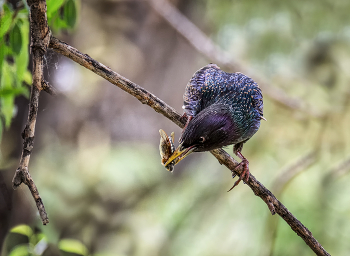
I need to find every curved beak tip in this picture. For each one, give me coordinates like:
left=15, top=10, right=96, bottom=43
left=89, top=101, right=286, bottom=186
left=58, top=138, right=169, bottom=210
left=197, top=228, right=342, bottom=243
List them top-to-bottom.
left=164, top=145, right=196, bottom=167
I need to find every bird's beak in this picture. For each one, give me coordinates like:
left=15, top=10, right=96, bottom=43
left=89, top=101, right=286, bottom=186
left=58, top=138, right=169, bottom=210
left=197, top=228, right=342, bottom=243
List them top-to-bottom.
left=164, top=143, right=196, bottom=167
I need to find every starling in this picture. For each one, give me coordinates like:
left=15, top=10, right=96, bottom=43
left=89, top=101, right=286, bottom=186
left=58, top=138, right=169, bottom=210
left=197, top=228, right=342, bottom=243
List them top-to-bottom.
left=164, top=64, right=265, bottom=190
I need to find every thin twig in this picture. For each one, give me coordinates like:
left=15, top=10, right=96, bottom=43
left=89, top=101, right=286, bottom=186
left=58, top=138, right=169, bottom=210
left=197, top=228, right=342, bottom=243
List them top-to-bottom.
left=12, top=0, right=51, bottom=225
left=148, top=0, right=321, bottom=117
left=49, top=36, right=330, bottom=256
left=41, top=79, right=57, bottom=96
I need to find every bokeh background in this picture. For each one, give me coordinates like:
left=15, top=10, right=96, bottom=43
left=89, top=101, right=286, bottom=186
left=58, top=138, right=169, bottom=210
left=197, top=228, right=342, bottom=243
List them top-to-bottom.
left=1, top=0, right=350, bottom=255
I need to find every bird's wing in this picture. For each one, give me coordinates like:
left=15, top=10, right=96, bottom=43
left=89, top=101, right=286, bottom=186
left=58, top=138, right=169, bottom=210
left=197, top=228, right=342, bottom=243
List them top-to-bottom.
left=183, top=64, right=264, bottom=120
left=183, top=64, right=222, bottom=117
left=232, top=72, right=264, bottom=119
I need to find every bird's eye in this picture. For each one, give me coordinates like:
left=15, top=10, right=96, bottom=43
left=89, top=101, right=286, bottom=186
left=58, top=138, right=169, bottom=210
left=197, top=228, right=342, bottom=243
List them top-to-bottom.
left=199, top=136, right=205, bottom=143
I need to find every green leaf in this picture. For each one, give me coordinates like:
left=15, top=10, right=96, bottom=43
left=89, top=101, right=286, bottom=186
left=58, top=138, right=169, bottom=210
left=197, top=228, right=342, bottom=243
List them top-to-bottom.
left=47, top=0, right=65, bottom=19
left=64, top=0, right=77, bottom=28
left=0, top=4, right=13, bottom=38
left=52, top=16, right=68, bottom=30
left=15, top=18, right=29, bottom=82
left=10, top=22, right=22, bottom=55
left=0, top=40, right=5, bottom=72
left=1, top=61, right=12, bottom=89
left=0, top=63, right=15, bottom=128
left=22, top=70, right=32, bottom=85
left=0, top=86, right=28, bottom=97
left=1, top=93, right=14, bottom=128
left=10, top=225, right=33, bottom=238
left=58, top=239, right=88, bottom=256
left=8, top=244, right=32, bottom=256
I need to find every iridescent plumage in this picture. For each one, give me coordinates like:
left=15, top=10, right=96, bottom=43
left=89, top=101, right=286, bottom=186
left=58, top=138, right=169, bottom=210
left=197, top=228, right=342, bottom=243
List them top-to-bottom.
left=182, top=63, right=264, bottom=148
left=164, top=64, right=264, bottom=190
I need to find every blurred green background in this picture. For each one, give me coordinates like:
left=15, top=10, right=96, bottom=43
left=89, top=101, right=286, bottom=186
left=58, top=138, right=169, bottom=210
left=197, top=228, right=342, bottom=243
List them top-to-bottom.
left=1, top=0, right=350, bottom=255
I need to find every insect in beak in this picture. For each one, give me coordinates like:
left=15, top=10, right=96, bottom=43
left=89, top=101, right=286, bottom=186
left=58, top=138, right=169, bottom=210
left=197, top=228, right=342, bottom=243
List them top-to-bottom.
left=159, top=129, right=176, bottom=172
left=163, top=142, right=196, bottom=167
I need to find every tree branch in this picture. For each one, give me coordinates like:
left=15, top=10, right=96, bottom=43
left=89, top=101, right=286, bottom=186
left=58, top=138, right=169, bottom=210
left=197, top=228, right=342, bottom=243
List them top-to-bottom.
left=12, top=0, right=50, bottom=225
left=148, top=0, right=321, bottom=117
left=49, top=36, right=330, bottom=256
left=41, top=79, right=57, bottom=96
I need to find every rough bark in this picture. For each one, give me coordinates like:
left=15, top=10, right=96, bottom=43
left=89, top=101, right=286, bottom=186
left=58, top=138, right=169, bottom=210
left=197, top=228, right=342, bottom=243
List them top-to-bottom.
left=12, top=0, right=51, bottom=225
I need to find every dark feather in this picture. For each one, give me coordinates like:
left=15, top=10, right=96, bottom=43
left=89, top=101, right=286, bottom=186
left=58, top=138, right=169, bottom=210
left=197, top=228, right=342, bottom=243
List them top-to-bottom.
left=180, top=64, right=264, bottom=151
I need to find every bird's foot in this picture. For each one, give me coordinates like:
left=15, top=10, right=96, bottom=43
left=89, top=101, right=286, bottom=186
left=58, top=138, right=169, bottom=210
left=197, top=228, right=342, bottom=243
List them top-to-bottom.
left=227, top=158, right=250, bottom=192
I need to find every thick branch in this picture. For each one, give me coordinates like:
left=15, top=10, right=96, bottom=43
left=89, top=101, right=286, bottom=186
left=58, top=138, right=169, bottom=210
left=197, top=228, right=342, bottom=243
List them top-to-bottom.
left=12, top=0, right=50, bottom=225
left=148, top=0, right=321, bottom=117
left=49, top=36, right=329, bottom=255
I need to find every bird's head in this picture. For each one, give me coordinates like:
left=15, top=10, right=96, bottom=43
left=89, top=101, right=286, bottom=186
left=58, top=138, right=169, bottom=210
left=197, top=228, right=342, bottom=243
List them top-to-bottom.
left=164, top=104, right=233, bottom=167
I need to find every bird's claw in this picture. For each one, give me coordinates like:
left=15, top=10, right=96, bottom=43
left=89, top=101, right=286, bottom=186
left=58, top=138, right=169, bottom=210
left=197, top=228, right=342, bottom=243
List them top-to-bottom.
left=227, top=159, right=250, bottom=192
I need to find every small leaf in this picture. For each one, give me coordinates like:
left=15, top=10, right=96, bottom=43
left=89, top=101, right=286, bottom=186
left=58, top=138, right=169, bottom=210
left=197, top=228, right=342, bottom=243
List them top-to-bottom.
left=47, top=0, right=66, bottom=18
left=64, top=0, right=77, bottom=28
left=0, top=4, right=13, bottom=38
left=52, top=16, right=68, bottom=30
left=14, top=18, right=29, bottom=82
left=10, top=22, right=23, bottom=55
left=0, top=40, right=5, bottom=72
left=1, top=61, right=11, bottom=89
left=0, top=63, right=15, bottom=128
left=22, top=70, right=32, bottom=85
left=0, top=85, right=28, bottom=97
left=1, top=93, right=15, bottom=128
left=10, top=224, right=33, bottom=238
left=58, top=239, right=88, bottom=256
left=8, top=244, right=32, bottom=256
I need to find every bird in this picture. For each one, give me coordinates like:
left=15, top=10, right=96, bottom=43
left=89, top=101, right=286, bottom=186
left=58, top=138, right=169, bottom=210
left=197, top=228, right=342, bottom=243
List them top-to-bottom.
left=164, top=64, right=265, bottom=190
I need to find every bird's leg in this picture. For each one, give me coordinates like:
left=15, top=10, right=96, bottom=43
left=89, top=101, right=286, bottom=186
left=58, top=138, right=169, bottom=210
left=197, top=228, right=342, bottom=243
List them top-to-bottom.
left=228, top=144, right=250, bottom=192
left=236, top=151, right=250, bottom=182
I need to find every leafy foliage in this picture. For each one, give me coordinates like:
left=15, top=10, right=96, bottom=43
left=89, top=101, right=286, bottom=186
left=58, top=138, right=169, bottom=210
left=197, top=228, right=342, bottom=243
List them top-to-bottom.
left=0, top=0, right=79, bottom=143
left=47, top=0, right=79, bottom=33
left=0, top=4, right=30, bottom=133
left=2, top=224, right=89, bottom=256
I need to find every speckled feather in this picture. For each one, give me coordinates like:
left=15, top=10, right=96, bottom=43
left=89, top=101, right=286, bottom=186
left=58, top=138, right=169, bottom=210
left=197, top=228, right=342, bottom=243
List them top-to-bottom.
left=182, top=64, right=264, bottom=145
